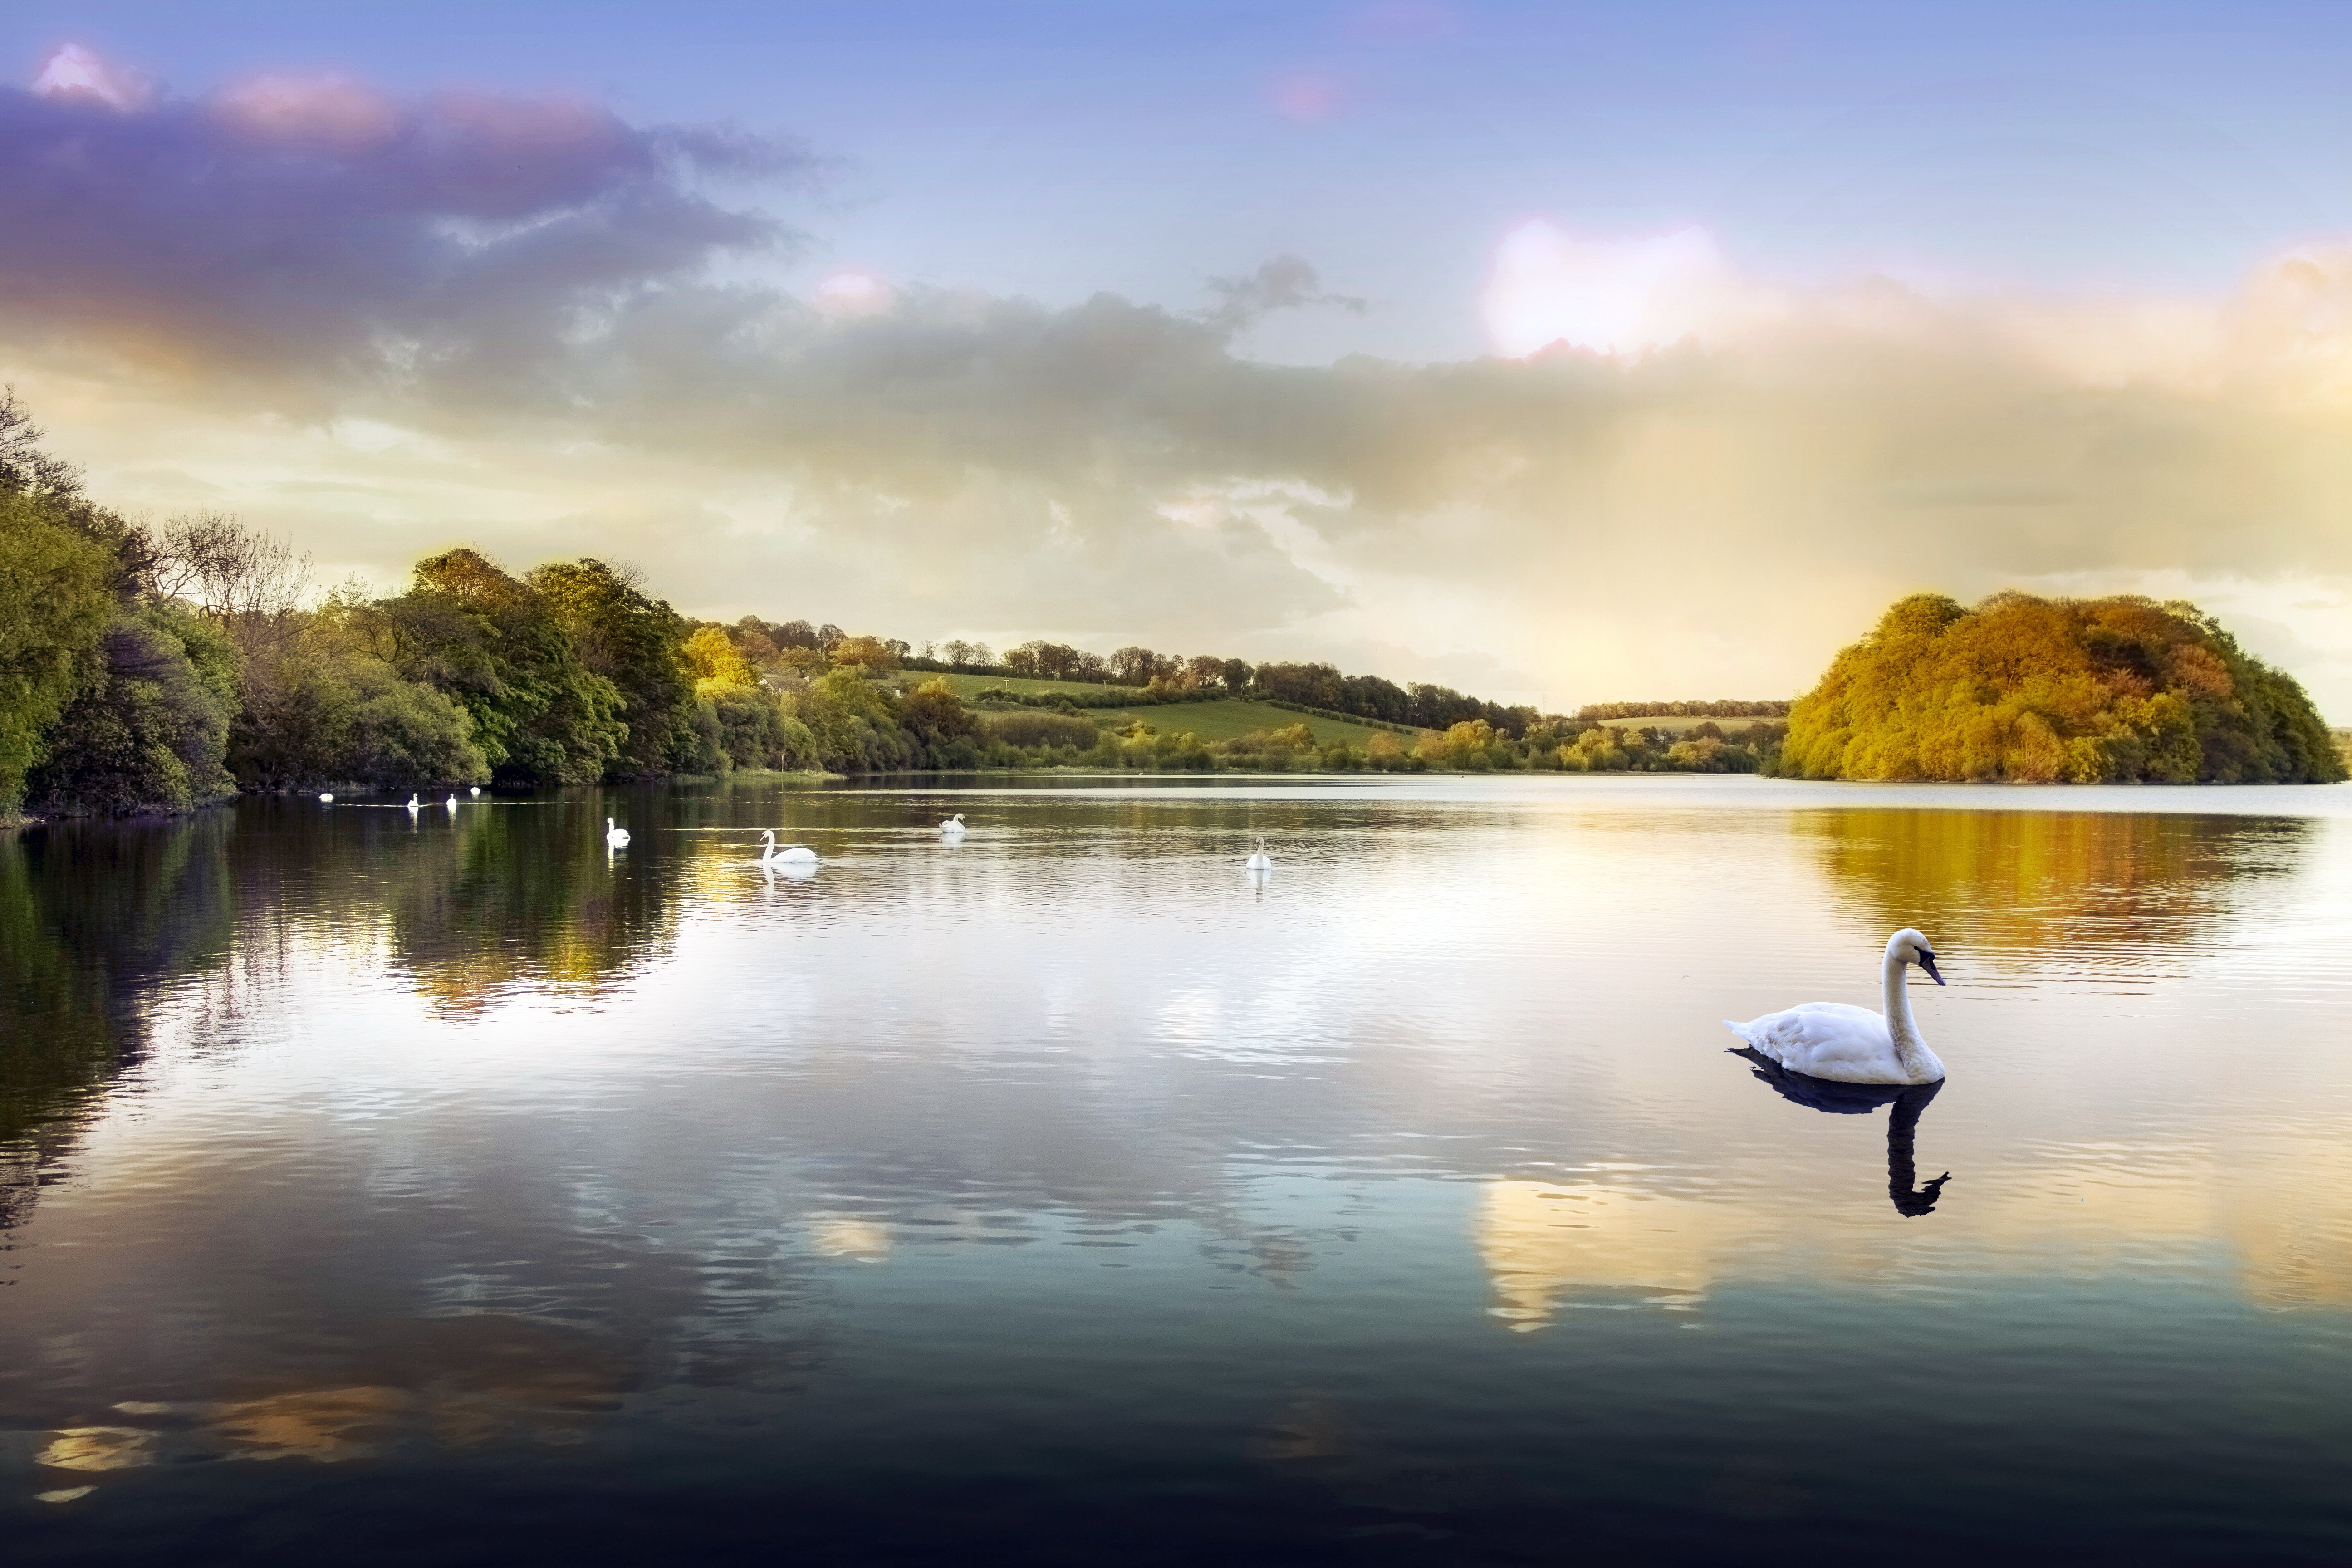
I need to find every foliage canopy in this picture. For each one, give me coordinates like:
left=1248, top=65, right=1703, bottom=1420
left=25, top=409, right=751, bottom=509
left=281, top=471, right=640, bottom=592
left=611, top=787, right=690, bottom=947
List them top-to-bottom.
left=1779, top=593, right=2343, bottom=784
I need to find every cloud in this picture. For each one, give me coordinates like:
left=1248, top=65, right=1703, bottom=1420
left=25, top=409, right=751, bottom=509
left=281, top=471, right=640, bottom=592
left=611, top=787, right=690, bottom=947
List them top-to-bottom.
left=31, top=43, right=157, bottom=112
left=0, top=49, right=799, bottom=396
left=9, top=50, right=2352, bottom=711
left=1483, top=221, right=1754, bottom=356
left=1202, top=255, right=1367, bottom=338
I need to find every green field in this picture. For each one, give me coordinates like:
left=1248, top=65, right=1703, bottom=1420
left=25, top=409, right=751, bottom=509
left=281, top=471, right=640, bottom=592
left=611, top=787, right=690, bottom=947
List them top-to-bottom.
left=908, top=671, right=1147, bottom=701
left=897, top=672, right=1387, bottom=745
left=1080, top=700, right=1385, bottom=746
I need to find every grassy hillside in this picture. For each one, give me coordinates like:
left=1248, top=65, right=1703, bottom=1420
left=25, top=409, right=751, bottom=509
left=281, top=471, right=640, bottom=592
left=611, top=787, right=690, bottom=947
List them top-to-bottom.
left=911, top=671, right=1145, bottom=701
left=898, top=672, right=1387, bottom=746
left=1082, top=700, right=1385, bottom=746
left=1595, top=714, right=1785, bottom=736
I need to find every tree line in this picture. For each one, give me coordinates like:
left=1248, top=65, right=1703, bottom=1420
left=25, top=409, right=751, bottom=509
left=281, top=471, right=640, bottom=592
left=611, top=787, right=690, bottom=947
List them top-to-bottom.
left=1573, top=699, right=1793, bottom=723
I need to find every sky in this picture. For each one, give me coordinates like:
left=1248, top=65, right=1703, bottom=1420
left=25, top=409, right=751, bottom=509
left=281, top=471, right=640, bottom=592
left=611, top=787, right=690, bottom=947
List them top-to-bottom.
left=2, top=1, right=2349, bottom=712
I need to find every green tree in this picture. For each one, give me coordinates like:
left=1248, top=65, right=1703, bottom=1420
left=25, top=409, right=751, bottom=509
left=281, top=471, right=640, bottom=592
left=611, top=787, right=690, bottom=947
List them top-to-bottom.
left=0, top=491, right=115, bottom=813
left=364, top=549, right=624, bottom=785
left=529, top=559, right=694, bottom=778
left=24, top=602, right=240, bottom=814
left=229, top=609, right=489, bottom=789
left=790, top=667, right=916, bottom=772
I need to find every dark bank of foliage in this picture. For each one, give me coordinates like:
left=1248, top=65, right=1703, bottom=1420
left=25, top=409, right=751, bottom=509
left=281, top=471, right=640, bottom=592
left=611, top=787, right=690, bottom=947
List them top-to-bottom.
left=0, top=392, right=820, bottom=816
left=1778, top=592, right=2344, bottom=784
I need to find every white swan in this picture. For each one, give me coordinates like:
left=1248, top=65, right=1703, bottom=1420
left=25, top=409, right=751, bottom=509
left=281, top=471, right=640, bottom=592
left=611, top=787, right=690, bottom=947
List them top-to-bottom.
left=469, top=786, right=480, bottom=797
left=318, top=792, right=333, bottom=803
left=406, top=794, right=420, bottom=811
left=444, top=794, right=458, bottom=809
left=940, top=813, right=966, bottom=838
left=604, top=816, right=631, bottom=848
left=760, top=829, right=816, bottom=867
left=1245, top=837, right=1273, bottom=870
left=1724, top=929, right=1947, bottom=1085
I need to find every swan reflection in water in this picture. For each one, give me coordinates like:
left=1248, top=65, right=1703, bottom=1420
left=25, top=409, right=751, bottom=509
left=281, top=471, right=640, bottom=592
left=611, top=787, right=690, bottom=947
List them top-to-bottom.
left=1730, top=1047, right=1951, bottom=1216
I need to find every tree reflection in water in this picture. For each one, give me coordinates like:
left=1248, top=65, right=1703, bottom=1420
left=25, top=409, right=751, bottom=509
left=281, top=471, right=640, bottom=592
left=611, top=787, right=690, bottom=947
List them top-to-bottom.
left=0, top=794, right=683, bottom=1235
left=1797, top=806, right=2314, bottom=973
left=0, top=814, right=232, bottom=1230
left=1730, top=1047, right=1951, bottom=1217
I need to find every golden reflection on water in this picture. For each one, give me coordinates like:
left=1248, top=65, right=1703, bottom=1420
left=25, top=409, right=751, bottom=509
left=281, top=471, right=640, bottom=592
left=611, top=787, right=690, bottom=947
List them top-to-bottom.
left=1796, top=807, right=2306, bottom=965
left=1479, top=1135, right=2352, bottom=1329
left=1477, top=1181, right=1720, bottom=1330
left=810, top=1216, right=894, bottom=1259
left=31, top=1315, right=632, bottom=1502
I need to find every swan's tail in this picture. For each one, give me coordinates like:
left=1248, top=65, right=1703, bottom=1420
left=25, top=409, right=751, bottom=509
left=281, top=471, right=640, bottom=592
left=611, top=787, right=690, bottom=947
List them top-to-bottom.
left=1721, top=1019, right=1754, bottom=1045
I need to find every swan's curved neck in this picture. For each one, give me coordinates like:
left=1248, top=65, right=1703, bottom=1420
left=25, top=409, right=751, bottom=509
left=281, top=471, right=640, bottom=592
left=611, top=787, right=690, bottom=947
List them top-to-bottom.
left=1881, top=946, right=1930, bottom=1077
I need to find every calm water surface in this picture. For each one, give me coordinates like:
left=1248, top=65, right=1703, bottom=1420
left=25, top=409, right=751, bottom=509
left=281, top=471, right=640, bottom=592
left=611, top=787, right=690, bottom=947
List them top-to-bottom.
left=6, top=775, right=2352, bottom=1564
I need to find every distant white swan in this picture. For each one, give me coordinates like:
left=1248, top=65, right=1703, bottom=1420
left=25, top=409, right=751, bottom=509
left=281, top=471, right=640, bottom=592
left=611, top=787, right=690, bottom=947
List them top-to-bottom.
left=469, top=786, right=480, bottom=797
left=318, top=792, right=333, bottom=803
left=406, top=794, right=420, bottom=811
left=444, top=794, right=458, bottom=808
left=940, top=813, right=966, bottom=838
left=604, top=816, right=631, bottom=848
left=760, top=829, right=816, bottom=867
left=1245, top=837, right=1273, bottom=871
left=1724, top=929, right=1947, bottom=1085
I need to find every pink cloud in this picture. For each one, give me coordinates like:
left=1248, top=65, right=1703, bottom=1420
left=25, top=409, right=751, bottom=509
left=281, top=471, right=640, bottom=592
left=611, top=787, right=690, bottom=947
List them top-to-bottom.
left=211, top=73, right=401, bottom=151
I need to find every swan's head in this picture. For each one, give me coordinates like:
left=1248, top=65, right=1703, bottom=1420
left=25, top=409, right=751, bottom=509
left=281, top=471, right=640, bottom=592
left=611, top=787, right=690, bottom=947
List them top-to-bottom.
left=606, top=817, right=615, bottom=830
left=762, top=829, right=777, bottom=843
left=1888, top=928, right=1945, bottom=985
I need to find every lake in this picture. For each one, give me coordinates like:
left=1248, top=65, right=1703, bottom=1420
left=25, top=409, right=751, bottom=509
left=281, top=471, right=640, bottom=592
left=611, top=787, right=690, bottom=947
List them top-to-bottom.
left=6, top=775, right=2352, bottom=1564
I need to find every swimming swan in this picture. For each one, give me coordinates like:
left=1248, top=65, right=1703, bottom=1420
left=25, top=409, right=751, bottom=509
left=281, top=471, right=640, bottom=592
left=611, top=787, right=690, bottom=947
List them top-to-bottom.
left=469, top=786, right=480, bottom=797
left=318, top=792, right=333, bottom=803
left=406, top=794, right=420, bottom=811
left=444, top=794, right=458, bottom=808
left=940, top=813, right=966, bottom=837
left=604, top=817, right=631, bottom=848
left=760, top=829, right=817, bottom=866
left=1245, top=837, right=1273, bottom=871
left=1723, top=928, right=1946, bottom=1085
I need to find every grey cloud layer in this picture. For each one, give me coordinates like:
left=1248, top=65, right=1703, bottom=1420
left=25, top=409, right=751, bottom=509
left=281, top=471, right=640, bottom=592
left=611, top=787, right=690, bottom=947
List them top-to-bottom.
left=5, top=77, right=2351, bottom=697
left=0, top=84, right=790, bottom=388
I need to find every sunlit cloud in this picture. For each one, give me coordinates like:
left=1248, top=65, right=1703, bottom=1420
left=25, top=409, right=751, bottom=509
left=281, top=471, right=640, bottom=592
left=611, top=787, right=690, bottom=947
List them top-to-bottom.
left=31, top=43, right=157, bottom=112
left=210, top=72, right=400, bottom=150
left=1482, top=220, right=1751, bottom=357
left=814, top=270, right=893, bottom=316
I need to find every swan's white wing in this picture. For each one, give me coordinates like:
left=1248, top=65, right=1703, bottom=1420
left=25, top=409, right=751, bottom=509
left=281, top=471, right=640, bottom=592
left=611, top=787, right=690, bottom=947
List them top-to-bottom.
left=1724, top=1003, right=1908, bottom=1083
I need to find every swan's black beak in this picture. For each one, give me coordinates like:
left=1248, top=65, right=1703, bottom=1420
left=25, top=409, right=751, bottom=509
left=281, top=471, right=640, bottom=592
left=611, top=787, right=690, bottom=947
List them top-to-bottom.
left=1917, top=951, right=1945, bottom=985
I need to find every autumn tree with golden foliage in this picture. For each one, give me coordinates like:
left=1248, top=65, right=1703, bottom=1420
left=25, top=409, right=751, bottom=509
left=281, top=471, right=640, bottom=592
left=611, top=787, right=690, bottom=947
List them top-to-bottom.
left=1779, top=593, right=2342, bottom=784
